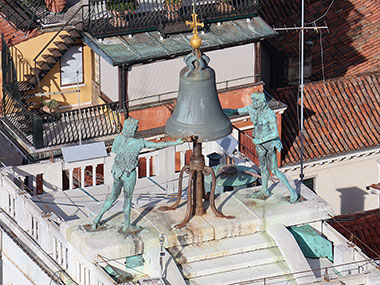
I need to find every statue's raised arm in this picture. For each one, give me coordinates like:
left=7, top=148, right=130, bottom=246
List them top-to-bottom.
left=92, top=118, right=184, bottom=233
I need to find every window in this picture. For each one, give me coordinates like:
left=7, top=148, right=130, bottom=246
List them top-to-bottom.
left=61, top=46, right=84, bottom=86
left=175, top=150, right=191, bottom=172
left=138, top=156, right=155, bottom=178
left=96, top=164, right=104, bottom=185
left=84, top=165, right=93, bottom=187
left=73, top=167, right=81, bottom=189
left=62, top=170, right=70, bottom=190
left=303, top=177, right=315, bottom=192
left=8, top=193, right=16, bottom=218
left=30, top=215, right=40, bottom=242
left=54, top=237, right=68, bottom=269
left=77, top=261, right=90, bottom=285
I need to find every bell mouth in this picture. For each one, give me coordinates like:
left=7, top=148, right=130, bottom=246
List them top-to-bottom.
left=165, top=115, right=232, bottom=142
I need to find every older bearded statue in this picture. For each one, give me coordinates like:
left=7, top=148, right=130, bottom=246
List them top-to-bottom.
left=224, top=92, right=299, bottom=203
left=92, top=118, right=184, bottom=232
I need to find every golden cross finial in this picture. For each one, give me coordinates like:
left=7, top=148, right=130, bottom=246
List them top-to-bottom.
left=186, top=12, right=204, bottom=50
left=186, top=13, right=204, bottom=37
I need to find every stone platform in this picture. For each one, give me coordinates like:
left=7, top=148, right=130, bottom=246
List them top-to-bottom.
left=61, top=181, right=334, bottom=263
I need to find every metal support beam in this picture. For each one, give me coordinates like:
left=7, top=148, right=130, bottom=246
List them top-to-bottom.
left=118, top=64, right=128, bottom=115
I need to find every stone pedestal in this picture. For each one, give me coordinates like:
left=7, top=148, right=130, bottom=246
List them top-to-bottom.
left=61, top=181, right=334, bottom=264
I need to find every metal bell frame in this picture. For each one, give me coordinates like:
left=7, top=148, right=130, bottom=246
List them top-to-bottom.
left=159, top=138, right=235, bottom=228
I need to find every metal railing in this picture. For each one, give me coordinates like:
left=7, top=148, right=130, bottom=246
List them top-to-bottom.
left=0, top=0, right=76, bottom=31
left=85, top=0, right=260, bottom=37
left=2, top=35, right=21, bottom=101
left=2, top=35, right=122, bottom=148
left=8, top=45, right=33, bottom=88
left=1, top=89, right=37, bottom=146
left=39, top=101, right=122, bottom=148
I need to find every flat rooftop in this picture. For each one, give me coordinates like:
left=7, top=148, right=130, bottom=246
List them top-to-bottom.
left=31, top=174, right=184, bottom=222
left=61, top=180, right=334, bottom=262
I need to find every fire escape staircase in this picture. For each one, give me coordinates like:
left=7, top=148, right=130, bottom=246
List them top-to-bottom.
left=0, top=0, right=42, bottom=32
left=21, top=28, right=82, bottom=93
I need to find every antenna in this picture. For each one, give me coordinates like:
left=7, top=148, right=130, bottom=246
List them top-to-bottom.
left=273, top=0, right=329, bottom=184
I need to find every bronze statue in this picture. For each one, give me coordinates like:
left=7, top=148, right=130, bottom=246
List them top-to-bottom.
left=224, top=92, right=299, bottom=203
left=92, top=118, right=184, bottom=232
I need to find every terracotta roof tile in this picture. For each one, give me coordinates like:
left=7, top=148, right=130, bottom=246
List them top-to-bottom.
left=260, top=0, right=380, bottom=80
left=0, top=13, right=39, bottom=50
left=273, top=73, right=380, bottom=165
left=328, top=209, right=380, bottom=259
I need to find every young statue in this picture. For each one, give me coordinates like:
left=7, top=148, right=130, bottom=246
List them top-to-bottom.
left=224, top=92, right=299, bottom=203
left=92, top=118, right=184, bottom=232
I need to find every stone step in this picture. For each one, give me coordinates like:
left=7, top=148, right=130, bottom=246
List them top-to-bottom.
left=67, top=28, right=81, bottom=39
left=60, top=34, right=76, bottom=44
left=53, top=41, right=68, bottom=51
left=48, top=48, right=63, bottom=57
left=42, top=54, right=58, bottom=64
left=36, top=61, right=51, bottom=70
left=30, top=67, right=43, bottom=76
left=26, top=73, right=39, bottom=85
left=170, top=232, right=274, bottom=264
left=183, top=246, right=283, bottom=278
left=189, top=261, right=296, bottom=285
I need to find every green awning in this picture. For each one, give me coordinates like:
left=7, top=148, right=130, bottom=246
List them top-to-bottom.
left=83, top=16, right=277, bottom=66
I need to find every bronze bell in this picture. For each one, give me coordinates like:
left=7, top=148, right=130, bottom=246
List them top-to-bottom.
left=165, top=53, right=232, bottom=142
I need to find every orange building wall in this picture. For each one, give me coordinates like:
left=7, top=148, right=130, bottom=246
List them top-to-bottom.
left=219, top=85, right=264, bottom=109
left=129, top=104, right=173, bottom=132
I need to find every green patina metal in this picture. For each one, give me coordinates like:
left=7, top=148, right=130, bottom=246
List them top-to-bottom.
left=83, top=17, right=277, bottom=66
left=224, top=92, right=298, bottom=203
left=92, top=118, right=183, bottom=232
left=204, top=164, right=258, bottom=194
left=289, top=225, right=333, bottom=262
left=126, top=254, right=144, bottom=269
left=103, top=255, right=145, bottom=283
left=104, top=265, right=133, bottom=283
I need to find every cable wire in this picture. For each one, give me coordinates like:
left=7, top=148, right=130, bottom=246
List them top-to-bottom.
left=305, top=0, right=336, bottom=25
left=310, top=29, right=332, bottom=147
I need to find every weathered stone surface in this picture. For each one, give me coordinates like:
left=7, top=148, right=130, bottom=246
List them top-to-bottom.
left=61, top=180, right=333, bottom=269
left=233, top=182, right=334, bottom=227
left=201, top=191, right=261, bottom=239
left=138, top=204, right=215, bottom=248
left=61, top=209, right=160, bottom=262
left=171, top=231, right=275, bottom=264
left=183, top=246, right=283, bottom=278
left=189, top=261, right=296, bottom=285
